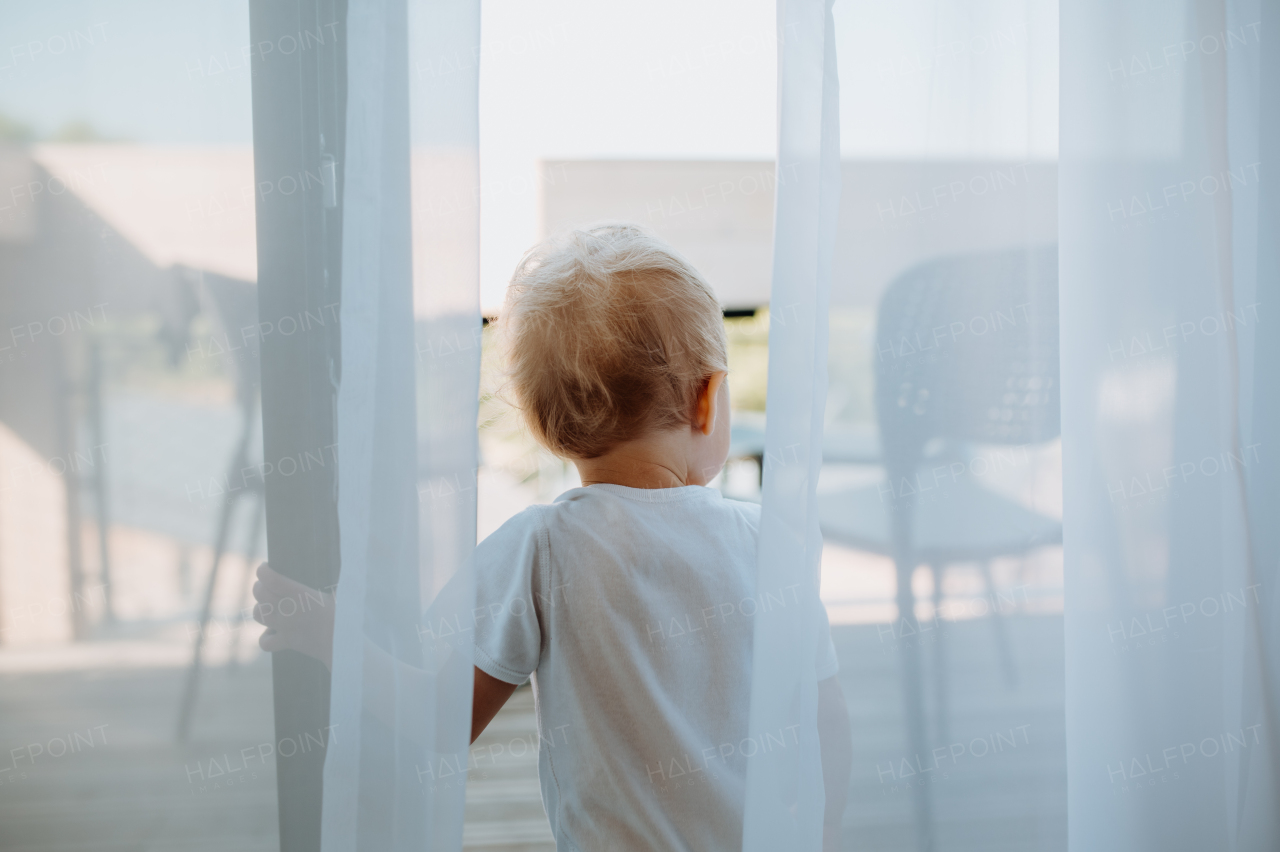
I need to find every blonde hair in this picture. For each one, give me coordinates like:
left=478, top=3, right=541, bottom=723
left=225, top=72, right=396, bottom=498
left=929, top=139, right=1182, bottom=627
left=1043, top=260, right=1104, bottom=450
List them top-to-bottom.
left=497, top=223, right=728, bottom=460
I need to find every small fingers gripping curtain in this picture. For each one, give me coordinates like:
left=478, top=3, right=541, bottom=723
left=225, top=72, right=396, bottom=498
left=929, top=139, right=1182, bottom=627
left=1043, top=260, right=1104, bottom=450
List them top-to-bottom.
left=323, top=0, right=481, bottom=850
left=742, top=0, right=841, bottom=848
left=1061, top=0, right=1279, bottom=849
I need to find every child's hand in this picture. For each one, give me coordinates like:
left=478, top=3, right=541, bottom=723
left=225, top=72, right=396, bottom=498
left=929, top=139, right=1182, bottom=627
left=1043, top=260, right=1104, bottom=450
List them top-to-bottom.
left=252, top=562, right=335, bottom=670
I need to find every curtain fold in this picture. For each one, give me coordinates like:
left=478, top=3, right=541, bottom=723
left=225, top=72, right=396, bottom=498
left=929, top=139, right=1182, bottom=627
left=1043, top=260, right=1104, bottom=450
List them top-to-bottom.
left=323, top=0, right=481, bottom=849
left=741, top=0, right=841, bottom=847
left=1060, top=1, right=1279, bottom=849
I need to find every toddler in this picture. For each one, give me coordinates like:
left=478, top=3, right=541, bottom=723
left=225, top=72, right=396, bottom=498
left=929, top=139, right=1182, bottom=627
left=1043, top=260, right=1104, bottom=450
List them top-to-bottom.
left=255, top=223, right=851, bottom=851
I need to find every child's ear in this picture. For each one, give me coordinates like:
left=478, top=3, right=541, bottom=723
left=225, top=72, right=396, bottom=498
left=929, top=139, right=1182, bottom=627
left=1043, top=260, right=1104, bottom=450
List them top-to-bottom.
left=696, top=372, right=728, bottom=435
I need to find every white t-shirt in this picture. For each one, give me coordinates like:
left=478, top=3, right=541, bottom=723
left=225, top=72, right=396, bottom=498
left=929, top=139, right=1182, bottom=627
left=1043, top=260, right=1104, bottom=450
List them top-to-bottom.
left=471, top=483, right=839, bottom=852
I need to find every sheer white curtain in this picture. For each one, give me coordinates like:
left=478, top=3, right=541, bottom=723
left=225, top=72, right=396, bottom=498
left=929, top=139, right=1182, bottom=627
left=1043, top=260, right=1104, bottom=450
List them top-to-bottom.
left=316, top=0, right=1277, bottom=849
left=323, top=0, right=481, bottom=849
left=741, top=0, right=840, bottom=848
left=1060, top=1, right=1279, bottom=849
left=802, top=2, right=1064, bottom=850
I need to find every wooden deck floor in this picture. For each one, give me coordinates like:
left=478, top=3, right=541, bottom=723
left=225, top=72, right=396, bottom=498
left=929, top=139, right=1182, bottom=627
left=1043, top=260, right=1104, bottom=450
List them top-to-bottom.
left=0, top=616, right=1066, bottom=851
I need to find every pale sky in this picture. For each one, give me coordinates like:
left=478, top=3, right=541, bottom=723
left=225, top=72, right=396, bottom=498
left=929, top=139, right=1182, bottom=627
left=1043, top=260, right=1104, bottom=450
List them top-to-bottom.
left=0, top=0, right=1057, bottom=306
left=476, top=0, right=780, bottom=306
left=478, top=0, right=1056, bottom=305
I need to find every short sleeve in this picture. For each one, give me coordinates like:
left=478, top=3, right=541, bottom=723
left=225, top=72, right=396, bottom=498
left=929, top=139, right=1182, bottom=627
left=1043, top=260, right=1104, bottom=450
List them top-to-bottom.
left=469, top=506, right=546, bottom=684
left=814, top=598, right=840, bottom=681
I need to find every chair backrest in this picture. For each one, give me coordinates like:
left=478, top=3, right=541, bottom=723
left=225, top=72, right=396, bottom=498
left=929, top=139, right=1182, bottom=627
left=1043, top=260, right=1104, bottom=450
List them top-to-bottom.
left=873, top=246, right=1060, bottom=475
left=187, top=267, right=262, bottom=411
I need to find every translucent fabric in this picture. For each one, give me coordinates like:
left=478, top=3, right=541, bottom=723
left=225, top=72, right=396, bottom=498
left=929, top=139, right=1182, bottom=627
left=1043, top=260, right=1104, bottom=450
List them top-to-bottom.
left=322, top=0, right=481, bottom=850
left=740, top=0, right=840, bottom=848
left=4, top=1, right=1276, bottom=851
left=1059, top=1, right=1279, bottom=849
left=808, top=2, right=1066, bottom=849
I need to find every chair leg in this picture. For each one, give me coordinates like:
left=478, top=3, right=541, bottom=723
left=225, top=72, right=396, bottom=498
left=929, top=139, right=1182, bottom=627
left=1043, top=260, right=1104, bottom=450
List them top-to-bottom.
left=176, top=396, right=258, bottom=738
left=175, top=487, right=242, bottom=740
left=897, top=558, right=935, bottom=852
left=980, top=560, right=1019, bottom=687
left=929, top=563, right=949, bottom=748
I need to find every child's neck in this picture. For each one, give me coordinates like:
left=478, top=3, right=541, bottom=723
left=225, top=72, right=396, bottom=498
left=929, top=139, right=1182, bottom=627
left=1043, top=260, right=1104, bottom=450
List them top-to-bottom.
left=573, top=430, right=708, bottom=489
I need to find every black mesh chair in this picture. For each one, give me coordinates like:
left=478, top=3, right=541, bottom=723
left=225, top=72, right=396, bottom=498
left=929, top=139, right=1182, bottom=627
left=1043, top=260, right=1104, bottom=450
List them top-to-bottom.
left=818, top=246, right=1060, bottom=852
